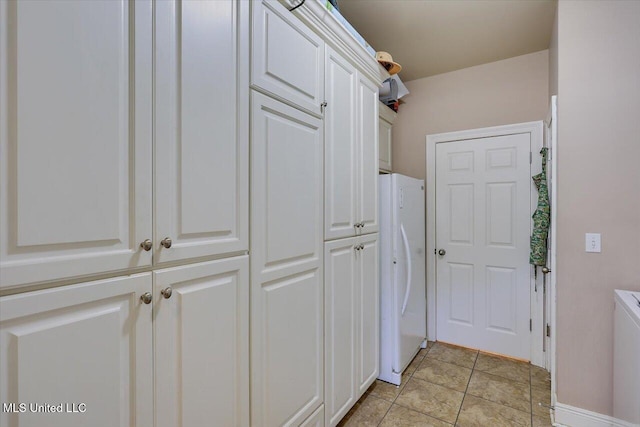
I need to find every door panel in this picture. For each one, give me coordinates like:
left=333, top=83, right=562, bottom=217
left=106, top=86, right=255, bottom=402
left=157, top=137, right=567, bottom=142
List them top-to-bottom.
left=0, top=0, right=152, bottom=289
left=155, top=0, right=248, bottom=264
left=251, top=0, right=324, bottom=115
left=324, top=47, right=357, bottom=240
left=357, top=74, right=379, bottom=235
left=251, top=91, right=323, bottom=426
left=378, top=118, right=392, bottom=172
left=436, top=133, right=531, bottom=359
left=357, top=235, right=379, bottom=395
left=324, top=238, right=357, bottom=426
left=154, top=257, right=249, bottom=427
left=0, top=274, right=153, bottom=427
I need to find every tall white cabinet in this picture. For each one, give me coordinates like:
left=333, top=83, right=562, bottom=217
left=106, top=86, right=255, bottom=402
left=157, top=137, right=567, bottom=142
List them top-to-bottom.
left=1, top=1, right=249, bottom=427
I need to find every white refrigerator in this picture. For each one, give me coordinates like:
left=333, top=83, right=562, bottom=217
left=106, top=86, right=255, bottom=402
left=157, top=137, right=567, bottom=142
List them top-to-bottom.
left=378, top=173, right=427, bottom=385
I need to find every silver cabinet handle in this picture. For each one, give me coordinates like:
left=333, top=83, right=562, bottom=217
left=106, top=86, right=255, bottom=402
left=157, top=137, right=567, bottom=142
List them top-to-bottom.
left=160, top=237, right=172, bottom=249
left=140, top=239, right=152, bottom=251
left=438, top=249, right=446, bottom=256
left=161, top=287, right=173, bottom=299
left=140, top=292, right=152, bottom=304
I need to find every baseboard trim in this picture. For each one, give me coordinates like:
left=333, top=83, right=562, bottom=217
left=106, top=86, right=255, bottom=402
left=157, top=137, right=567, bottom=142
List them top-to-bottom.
left=554, top=402, right=637, bottom=427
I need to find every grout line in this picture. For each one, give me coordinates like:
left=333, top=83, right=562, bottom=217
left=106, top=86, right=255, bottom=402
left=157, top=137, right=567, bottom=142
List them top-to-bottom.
left=453, top=349, right=479, bottom=426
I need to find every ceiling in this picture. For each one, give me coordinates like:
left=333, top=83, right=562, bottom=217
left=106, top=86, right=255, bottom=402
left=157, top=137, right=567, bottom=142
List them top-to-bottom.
left=337, top=0, right=557, bottom=82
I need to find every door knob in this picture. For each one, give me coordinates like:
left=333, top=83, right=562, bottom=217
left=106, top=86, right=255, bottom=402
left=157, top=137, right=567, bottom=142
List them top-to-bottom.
left=160, top=237, right=172, bottom=249
left=140, top=239, right=152, bottom=251
left=438, top=249, right=446, bottom=256
left=541, top=266, right=551, bottom=274
left=161, top=287, right=173, bottom=299
left=140, top=292, right=152, bottom=304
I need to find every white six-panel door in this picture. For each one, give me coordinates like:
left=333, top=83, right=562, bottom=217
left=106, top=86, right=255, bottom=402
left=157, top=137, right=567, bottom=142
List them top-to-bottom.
left=0, top=0, right=153, bottom=290
left=154, top=0, right=248, bottom=264
left=250, top=91, right=324, bottom=427
left=436, top=133, right=531, bottom=359
left=154, top=257, right=249, bottom=427
left=0, top=274, right=153, bottom=427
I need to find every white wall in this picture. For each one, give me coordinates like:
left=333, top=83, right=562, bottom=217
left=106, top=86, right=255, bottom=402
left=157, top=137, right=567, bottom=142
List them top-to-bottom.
left=393, top=50, right=549, bottom=181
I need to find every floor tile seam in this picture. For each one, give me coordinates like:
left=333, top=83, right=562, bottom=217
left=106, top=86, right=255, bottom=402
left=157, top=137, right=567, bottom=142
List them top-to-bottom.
left=453, top=350, right=479, bottom=426
left=472, top=368, right=531, bottom=385
left=407, top=373, right=470, bottom=396
left=530, top=383, right=552, bottom=393
left=464, top=388, right=532, bottom=414
left=466, top=393, right=534, bottom=417
left=375, top=399, right=395, bottom=427
left=390, top=400, right=455, bottom=426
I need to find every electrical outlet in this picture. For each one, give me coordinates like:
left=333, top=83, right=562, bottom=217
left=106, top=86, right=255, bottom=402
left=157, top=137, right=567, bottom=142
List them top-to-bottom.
left=585, top=233, right=601, bottom=253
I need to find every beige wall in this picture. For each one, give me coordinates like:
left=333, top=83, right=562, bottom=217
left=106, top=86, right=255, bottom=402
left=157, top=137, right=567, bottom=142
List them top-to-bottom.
left=555, top=0, right=640, bottom=416
left=549, top=6, right=558, bottom=96
left=393, top=50, right=549, bottom=182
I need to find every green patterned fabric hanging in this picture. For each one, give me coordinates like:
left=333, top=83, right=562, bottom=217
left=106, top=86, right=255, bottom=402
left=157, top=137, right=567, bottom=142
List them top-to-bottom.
left=530, top=148, right=550, bottom=265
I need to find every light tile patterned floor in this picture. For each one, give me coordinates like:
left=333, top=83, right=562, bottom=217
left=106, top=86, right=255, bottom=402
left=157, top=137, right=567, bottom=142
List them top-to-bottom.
left=338, top=342, right=553, bottom=427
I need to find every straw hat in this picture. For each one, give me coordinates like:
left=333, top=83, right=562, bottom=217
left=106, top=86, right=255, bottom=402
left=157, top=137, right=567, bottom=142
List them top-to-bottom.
left=376, top=51, right=402, bottom=75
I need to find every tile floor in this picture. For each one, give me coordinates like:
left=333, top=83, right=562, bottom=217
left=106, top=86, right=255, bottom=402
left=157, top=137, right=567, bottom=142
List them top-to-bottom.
left=338, top=341, right=552, bottom=427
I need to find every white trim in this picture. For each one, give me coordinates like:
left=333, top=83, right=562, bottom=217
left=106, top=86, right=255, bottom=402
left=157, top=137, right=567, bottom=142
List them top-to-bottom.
left=548, top=95, right=559, bottom=407
left=425, top=121, right=544, bottom=366
left=554, top=402, right=637, bottom=427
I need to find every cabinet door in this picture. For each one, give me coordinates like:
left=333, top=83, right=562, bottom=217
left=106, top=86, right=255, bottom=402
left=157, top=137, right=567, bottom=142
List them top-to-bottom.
left=0, top=0, right=153, bottom=290
left=154, top=0, right=248, bottom=264
left=252, top=0, right=324, bottom=115
left=324, top=47, right=358, bottom=241
left=356, top=74, right=379, bottom=235
left=251, top=91, right=324, bottom=427
left=379, top=117, right=392, bottom=172
left=356, top=235, right=379, bottom=395
left=324, top=237, right=358, bottom=427
left=154, top=257, right=249, bottom=427
left=0, top=274, right=153, bottom=427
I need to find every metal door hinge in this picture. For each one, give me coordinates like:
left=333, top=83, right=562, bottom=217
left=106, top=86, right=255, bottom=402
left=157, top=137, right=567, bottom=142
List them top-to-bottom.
left=320, top=101, right=327, bottom=113
left=530, top=152, right=532, bottom=164
left=530, top=319, right=532, bottom=332
left=546, top=324, right=551, bottom=337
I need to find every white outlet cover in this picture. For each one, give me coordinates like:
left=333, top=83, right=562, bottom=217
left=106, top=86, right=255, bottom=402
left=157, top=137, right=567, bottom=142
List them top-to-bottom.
left=585, top=233, right=601, bottom=253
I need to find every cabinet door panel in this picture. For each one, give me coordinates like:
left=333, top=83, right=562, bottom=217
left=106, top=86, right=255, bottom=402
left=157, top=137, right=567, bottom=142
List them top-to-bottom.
left=0, top=0, right=153, bottom=289
left=155, top=0, right=248, bottom=263
left=252, top=0, right=324, bottom=115
left=324, top=47, right=357, bottom=241
left=357, top=75, right=379, bottom=235
left=251, top=91, right=323, bottom=426
left=251, top=91, right=323, bottom=280
left=379, top=118, right=392, bottom=172
left=357, top=235, right=379, bottom=395
left=324, top=238, right=358, bottom=426
left=154, top=257, right=249, bottom=427
left=252, top=269, right=323, bottom=427
left=0, top=274, right=153, bottom=427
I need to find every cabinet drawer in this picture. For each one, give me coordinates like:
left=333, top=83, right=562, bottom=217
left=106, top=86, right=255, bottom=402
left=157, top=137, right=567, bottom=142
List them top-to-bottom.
left=252, top=0, right=324, bottom=115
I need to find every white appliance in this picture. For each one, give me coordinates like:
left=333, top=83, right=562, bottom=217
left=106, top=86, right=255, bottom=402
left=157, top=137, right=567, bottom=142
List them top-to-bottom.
left=378, top=173, right=426, bottom=385
left=614, top=289, right=640, bottom=427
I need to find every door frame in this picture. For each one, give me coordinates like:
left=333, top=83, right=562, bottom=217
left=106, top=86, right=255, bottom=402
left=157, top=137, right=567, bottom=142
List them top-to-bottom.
left=546, top=96, right=558, bottom=407
left=425, top=121, right=545, bottom=367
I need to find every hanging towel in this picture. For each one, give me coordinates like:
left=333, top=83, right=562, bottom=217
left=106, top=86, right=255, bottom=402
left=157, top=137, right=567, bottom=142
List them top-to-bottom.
left=530, top=148, right=550, bottom=265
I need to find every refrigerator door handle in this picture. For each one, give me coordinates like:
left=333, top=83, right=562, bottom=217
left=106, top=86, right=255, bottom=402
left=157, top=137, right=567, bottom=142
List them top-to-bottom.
left=400, top=223, right=412, bottom=316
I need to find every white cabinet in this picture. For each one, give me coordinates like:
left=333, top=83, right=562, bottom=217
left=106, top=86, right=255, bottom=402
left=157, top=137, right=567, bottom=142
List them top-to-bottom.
left=0, top=0, right=153, bottom=290
left=0, top=0, right=249, bottom=291
left=154, top=0, right=249, bottom=264
left=251, top=0, right=324, bottom=115
left=325, top=55, right=379, bottom=240
left=250, top=91, right=324, bottom=426
left=378, top=102, right=396, bottom=172
left=324, top=234, right=379, bottom=426
left=0, top=257, right=249, bottom=427
left=154, top=257, right=249, bottom=427
left=0, top=274, right=153, bottom=427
